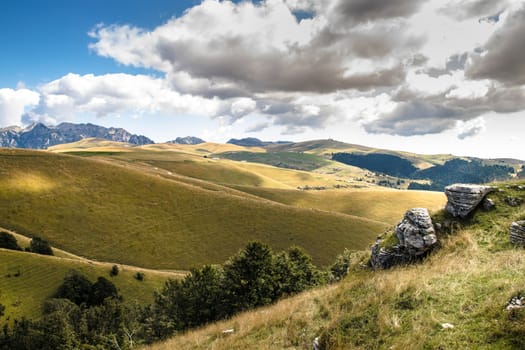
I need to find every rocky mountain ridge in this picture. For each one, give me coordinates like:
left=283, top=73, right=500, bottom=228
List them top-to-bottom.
left=0, top=122, right=154, bottom=149
left=167, top=136, right=205, bottom=145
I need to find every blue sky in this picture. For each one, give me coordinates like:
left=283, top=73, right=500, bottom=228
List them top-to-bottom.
left=0, top=0, right=524, bottom=159
left=0, top=0, right=190, bottom=88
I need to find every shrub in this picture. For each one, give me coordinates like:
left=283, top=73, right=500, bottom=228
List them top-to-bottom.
left=0, top=231, right=22, bottom=251
left=29, top=236, right=53, bottom=255
left=330, top=248, right=352, bottom=282
left=110, top=265, right=119, bottom=277
left=54, top=270, right=92, bottom=306
left=135, top=272, right=145, bottom=281
left=89, top=277, right=119, bottom=306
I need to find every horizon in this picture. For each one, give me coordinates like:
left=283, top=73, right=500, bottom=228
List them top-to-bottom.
left=1, top=0, right=524, bottom=159
left=6, top=120, right=525, bottom=161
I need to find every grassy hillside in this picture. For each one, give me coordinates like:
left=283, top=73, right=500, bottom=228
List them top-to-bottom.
left=0, top=149, right=386, bottom=269
left=216, top=151, right=331, bottom=171
left=145, top=180, right=525, bottom=350
left=229, top=187, right=446, bottom=225
left=0, top=247, right=176, bottom=324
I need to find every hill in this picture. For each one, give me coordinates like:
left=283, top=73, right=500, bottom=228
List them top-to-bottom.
left=0, top=122, right=153, bottom=149
left=0, top=148, right=387, bottom=270
left=144, top=180, right=525, bottom=350
left=0, top=228, right=180, bottom=323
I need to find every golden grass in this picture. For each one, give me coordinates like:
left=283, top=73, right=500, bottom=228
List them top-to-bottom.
left=47, top=138, right=135, bottom=152
left=139, top=142, right=266, bottom=155
left=0, top=149, right=386, bottom=270
left=231, top=187, right=447, bottom=225
left=148, top=228, right=525, bottom=350
left=142, top=284, right=339, bottom=350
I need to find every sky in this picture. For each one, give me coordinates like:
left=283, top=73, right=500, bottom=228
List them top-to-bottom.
left=0, top=0, right=524, bottom=159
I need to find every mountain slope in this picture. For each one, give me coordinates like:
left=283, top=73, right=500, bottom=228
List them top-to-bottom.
left=0, top=122, right=153, bottom=149
left=145, top=180, right=525, bottom=350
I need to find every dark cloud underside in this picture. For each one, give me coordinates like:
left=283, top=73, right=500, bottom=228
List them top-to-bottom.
left=467, top=7, right=525, bottom=86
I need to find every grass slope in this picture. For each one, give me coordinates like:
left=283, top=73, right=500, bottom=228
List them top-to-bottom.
left=0, top=149, right=385, bottom=269
left=216, top=151, right=331, bottom=171
left=145, top=180, right=525, bottom=350
left=230, top=187, right=446, bottom=225
left=0, top=248, right=174, bottom=324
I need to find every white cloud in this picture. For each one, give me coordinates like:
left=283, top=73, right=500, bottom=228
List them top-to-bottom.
left=2, top=0, right=525, bottom=149
left=36, top=73, right=223, bottom=120
left=0, top=88, right=40, bottom=127
left=230, top=98, right=257, bottom=120
left=456, top=116, right=486, bottom=139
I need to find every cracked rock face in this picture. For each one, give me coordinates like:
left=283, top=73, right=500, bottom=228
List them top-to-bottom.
left=445, top=184, right=496, bottom=218
left=370, top=208, right=437, bottom=269
left=396, top=208, right=437, bottom=254
left=510, top=221, right=525, bottom=246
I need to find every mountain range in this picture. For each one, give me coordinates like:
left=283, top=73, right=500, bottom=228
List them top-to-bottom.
left=0, top=122, right=154, bottom=149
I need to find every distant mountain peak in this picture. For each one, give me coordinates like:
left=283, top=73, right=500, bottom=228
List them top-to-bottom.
left=0, top=122, right=154, bottom=149
left=167, top=136, right=205, bottom=145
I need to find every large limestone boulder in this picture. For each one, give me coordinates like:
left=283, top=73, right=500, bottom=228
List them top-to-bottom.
left=445, top=184, right=496, bottom=218
left=371, top=208, right=437, bottom=269
left=396, top=208, right=437, bottom=254
left=510, top=221, right=525, bottom=246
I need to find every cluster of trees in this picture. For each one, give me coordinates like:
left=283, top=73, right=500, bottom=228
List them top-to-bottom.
left=331, top=152, right=515, bottom=191
left=332, top=153, right=418, bottom=178
left=409, top=159, right=514, bottom=191
left=0, top=231, right=53, bottom=255
left=0, top=242, right=352, bottom=349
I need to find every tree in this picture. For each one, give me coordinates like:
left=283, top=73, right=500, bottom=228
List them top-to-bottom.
left=0, top=231, right=22, bottom=251
left=29, top=236, right=53, bottom=255
left=222, top=241, right=277, bottom=314
left=285, top=246, right=320, bottom=294
left=274, top=247, right=321, bottom=297
left=330, top=248, right=352, bottom=282
left=155, top=265, right=225, bottom=330
left=54, top=270, right=92, bottom=306
left=89, top=277, right=119, bottom=307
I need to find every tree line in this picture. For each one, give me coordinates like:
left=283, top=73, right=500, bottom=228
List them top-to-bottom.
left=0, top=241, right=352, bottom=349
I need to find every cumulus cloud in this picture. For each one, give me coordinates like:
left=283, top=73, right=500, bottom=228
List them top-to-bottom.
left=3, top=0, right=525, bottom=143
left=89, top=0, right=418, bottom=96
left=331, top=0, right=423, bottom=24
left=440, top=0, right=508, bottom=20
left=466, top=6, right=525, bottom=86
left=26, top=73, right=227, bottom=124
left=0, top=88, right=40, bottom=127
left=363, top=101, right=463, bottom=136
left=456, top=117, right=486, bottom=139
left=246, top=122, right=270, bottom=133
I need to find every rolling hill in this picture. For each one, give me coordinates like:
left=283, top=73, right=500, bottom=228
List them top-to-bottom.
left=0, top=148, right=389, bottom=270
left=143, top=179, right=525, bottom=350
left=0, top=230, right=179, bottom=323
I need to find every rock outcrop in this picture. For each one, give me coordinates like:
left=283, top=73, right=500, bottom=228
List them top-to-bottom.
left=445, top=184, right=496, bottom=218
left=505, top=197, right=523, bottom=207
left=371, top=208, right=437, bottom=269
left=510, top=221, right=525, bottom=246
